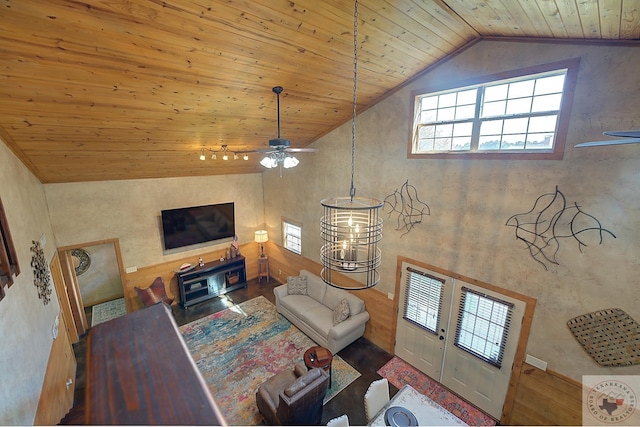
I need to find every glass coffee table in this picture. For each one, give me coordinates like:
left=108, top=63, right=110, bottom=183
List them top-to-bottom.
left=303, top=346, right=333, bottom=384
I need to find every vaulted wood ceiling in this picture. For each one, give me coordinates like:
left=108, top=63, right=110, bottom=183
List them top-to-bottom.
left=1, top=1, right=638, bottom=183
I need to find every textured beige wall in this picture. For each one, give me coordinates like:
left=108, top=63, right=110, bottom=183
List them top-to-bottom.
left=263, top=40, right=640, bottom=381
left=0, top=140, right=59, bottom=424
left=44, top=174, right=265, bottom=270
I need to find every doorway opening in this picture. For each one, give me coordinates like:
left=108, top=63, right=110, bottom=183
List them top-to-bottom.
left=58, top=238, right=128, bottom=333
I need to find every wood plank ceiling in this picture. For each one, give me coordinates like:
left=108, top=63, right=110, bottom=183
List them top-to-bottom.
left=0, top=0, right=638, bottom=183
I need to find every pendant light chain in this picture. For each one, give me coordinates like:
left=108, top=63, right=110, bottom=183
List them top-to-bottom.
left=349, top=0, right=359, bottom=201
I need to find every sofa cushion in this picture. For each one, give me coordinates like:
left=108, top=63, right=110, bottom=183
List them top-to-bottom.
left=300, top=270, right=326, bottom=303
left=287, top=275, right=307, bottom=295
left=323, top=286, right=349, bottom=310
left=323, top=286, right=364, bottom=315
left=280, top=294, right=322, bottom=317
left=333, top=298, right=350, bottom=325
left=299, top=305, right=334, bottom=337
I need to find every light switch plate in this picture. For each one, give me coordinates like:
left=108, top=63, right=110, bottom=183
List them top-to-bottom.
left=125, top=266, right=138, bottom=273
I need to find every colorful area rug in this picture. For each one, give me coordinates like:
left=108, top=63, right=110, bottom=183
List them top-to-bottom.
left=180, top=296, right=360, bottom=426
left=90, top=297, right=126, bottom=327
left=378, top=356, right=496, bottom=426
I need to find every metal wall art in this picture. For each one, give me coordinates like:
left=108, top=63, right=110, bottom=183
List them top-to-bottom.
left=384, top=180, right=431, bottom=237
left=506, top=186, right=616, bottom=270
left=30, top=240, right=52, bottom=305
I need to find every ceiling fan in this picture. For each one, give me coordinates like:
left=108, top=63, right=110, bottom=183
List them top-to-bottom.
left=248, top=86, right=318, bottom=170
left=574, top=131, right=640, bottom=147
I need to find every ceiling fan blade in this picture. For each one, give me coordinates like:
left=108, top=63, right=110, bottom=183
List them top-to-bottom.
left=603, top=130, right=640, bottom=138
left=574, top=138, right=640, bottom=147
left=284, top=148, right=319, bottom=153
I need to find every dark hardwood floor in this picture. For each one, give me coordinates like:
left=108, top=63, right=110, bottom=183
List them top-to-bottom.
left=60, top=277, right=396, bottom=425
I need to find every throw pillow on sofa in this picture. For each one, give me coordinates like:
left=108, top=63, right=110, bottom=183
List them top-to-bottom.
left=287, top=275, right=307, bottom=295
left=333, top=298, right=350, bottom=324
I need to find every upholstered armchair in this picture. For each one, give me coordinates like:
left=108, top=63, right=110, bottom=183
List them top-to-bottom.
left=134, top=276, right=174, bottom=307
left=256, top=364, right=329, bottom=425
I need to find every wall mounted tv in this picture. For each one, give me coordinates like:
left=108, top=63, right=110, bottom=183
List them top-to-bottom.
left=161, top=202, right=235, bottom=250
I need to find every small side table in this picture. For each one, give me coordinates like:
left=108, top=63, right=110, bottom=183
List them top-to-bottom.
left=257, top=256, right=269, bottom=283
left=303, top=346, right=333, bottom=384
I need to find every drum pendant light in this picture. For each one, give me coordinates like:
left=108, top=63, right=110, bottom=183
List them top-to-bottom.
left=320, top=0, right=383, bottom=290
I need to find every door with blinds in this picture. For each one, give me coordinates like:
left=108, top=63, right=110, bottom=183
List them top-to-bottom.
left=395, top=260, right=528, bottom=420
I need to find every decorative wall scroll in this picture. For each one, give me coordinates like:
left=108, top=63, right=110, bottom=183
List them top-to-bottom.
left=384, top=180, right=431, bottom=237
left=506, top=186, right=616, bottom=270
left=30, top=240, right=52, bottom=305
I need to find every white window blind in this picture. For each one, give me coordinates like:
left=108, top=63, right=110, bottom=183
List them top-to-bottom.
left=403, top=267, right=445, bottom=335
left=454, top=287, right=514, bottom=368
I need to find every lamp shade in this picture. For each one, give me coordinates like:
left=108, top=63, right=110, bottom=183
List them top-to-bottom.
left=254, top=230, right=269, bottom=243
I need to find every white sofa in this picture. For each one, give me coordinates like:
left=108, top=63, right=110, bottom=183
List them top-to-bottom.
left=274, top=269, right=370, bottom=354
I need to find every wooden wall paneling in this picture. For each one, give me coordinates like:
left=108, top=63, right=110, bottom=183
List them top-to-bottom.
left=34, top=314, right=76, bottom=425
left=505, top=363, right=582, bottom=425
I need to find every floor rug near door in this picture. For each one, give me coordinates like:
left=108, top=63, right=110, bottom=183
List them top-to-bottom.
left=179, top=296, right=360, bottom=426
left=90, top=298, right=126, bottom=327
left=378, top=356, right=496, bottom=426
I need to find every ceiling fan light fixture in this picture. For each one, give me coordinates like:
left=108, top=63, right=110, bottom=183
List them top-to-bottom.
left=199, top=148, right=206, bottom=161
left=243, top=153, right=249, bottom=161
left=283, top=155, right=299, bottom=168
left=260, top=156, right=277, bottom=168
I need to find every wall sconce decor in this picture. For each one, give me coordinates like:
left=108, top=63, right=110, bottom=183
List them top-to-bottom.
left=506, top=186, right=616, bottom=270
left=30, top=240, right=52, bottom=305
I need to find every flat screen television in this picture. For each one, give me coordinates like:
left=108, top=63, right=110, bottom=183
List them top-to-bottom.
left=161, top=202, right=235, bottom=250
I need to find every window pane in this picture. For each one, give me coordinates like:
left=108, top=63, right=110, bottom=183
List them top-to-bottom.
left=534, top=74, right=565, bottom=95
left=508, top=80, right=534, bottom=98
left=484, top=84, right=508, bottom=102
left=458, top=89, right=478, bottom=105
left=439, top=92, right=457, bottom=108
left=532, top=93, right=562, bottom=112
left=421, top=96, right=438, bottom=110
left=506, top=97, right=532, bottom=115
left=482, top=100, right=506, bottom=117
left=455, top=104, right=475, bottom=120
left=437, top=107, right=455, bottom=121
left=420, top=109, right=437, bottom=123
left=529, top=115, right=557, bottom=133
left=503, top=117, right=529, bottom=134
left=480, top=119, right=503, bottom=135
left=453, top=122, right=473, bottom=137
left=501, top=133, right=527, bottom=149
left=526, top=133, right=554, bottom=149
left=479, top=135, right=501, bottom=150
left=434, top=137, right=452, bottom=150
left=451, top=137, right=471, bottom=150
left=283, top=221, right=302, bottom=255
left=403, top=270, right=444, bottom=334
left=455, top=289, right=512, bottom=367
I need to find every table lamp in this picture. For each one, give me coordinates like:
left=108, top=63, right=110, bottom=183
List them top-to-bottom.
left=254, top=230, right=268, bottom=257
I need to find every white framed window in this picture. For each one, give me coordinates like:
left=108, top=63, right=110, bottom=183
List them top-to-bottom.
left=409, top=58, right=579, bottom=160
left=282, top=218, right=302, bottom=255
left=403, top=267, right=445, bottom=335
left=454, top=287, right=514, bottom=368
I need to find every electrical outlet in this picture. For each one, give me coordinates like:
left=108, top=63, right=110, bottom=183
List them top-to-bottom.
left=387, top=292, right=394, bottom=300
left=525, top=354, right=548, bottom=371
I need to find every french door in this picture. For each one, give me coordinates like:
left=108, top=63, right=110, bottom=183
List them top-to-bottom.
left=394, top=260, right=529, bottom=419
